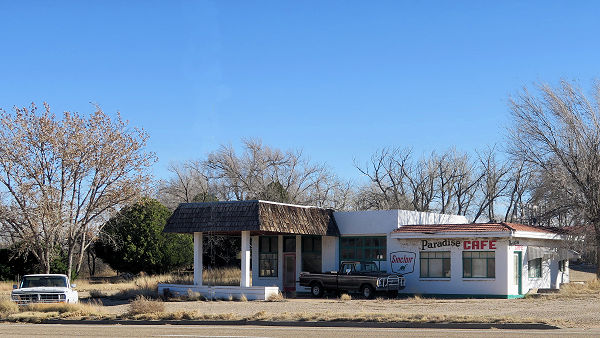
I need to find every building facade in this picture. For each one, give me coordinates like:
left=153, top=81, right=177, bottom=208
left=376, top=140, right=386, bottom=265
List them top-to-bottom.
left=161, top=200, right=573, bottom=299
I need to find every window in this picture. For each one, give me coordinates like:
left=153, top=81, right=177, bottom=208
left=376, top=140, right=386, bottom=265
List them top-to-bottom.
left=259, top=236, right=278, bottom=277
left=283, top=236, right=296, bottom=253
left=301, top=236, right=322, bottom=273
left=340, top=236, right=386, bottom=261
left=420, top=251, right=451, bottom=278
left=463, top=251, right=495, bottom=278
left=528, top=258, right=542, bottom=278
left=559, top=259, right=567, bottom=272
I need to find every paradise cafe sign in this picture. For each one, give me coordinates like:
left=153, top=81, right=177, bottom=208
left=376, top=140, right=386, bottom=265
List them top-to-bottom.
left=420, top=239, right=497, bottom=250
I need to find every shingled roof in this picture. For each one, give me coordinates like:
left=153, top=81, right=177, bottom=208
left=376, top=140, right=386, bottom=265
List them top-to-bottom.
left=163, top=200, right=339, bottom=236
left=392, top=222, right=566, bottom=235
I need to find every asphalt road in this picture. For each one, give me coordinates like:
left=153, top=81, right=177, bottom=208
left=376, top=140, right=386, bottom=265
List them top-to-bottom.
left=1, top=323, right=600, bottom=338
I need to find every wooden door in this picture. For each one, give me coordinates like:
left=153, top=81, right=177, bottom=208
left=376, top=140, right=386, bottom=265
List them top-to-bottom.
left=283, top=253, right=296, bottom=292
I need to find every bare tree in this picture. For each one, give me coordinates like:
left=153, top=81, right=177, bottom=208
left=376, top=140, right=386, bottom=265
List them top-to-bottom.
left=508, top=80, right=600, bottom=275
left=0, top=103, right=156, bottom=280
left=202, top=139, right=349, bottom=208
left=354, top=147, right=414, bottom=210
left=472, top=147, right=512, bottom=222
left=355, top=148, right=486, bottom=215
left=452, top=153, right=483, bottom=216
left=502, top=161, right=532, bottom=222
left=157, top=162, right=214, bottom=209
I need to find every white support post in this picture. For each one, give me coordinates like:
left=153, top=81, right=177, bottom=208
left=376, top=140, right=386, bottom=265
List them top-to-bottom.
left=241, top=231, right=251, bottom=287
left=194, top=232, right=203, bottom=285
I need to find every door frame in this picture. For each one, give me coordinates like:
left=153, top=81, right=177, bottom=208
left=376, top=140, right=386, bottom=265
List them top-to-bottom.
left=514, top=251, right=523, bottom=295
left=283, top=252, right=296, bottom=292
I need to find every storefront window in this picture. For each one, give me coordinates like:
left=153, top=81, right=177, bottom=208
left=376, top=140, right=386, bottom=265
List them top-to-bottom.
left=259, top=236, right=278, bottom=277
left=301, top=236, right=322, bottom=273
left=340, top=236, right=386, bottom=261
left=420, top=251, right=451, bottom=278
left=463, top=251, right=495, bottom=278
left=528, top=258, right=542, bottom=278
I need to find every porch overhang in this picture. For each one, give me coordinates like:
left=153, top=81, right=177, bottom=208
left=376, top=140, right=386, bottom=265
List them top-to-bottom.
left=163, top=200, right=339, bottom=236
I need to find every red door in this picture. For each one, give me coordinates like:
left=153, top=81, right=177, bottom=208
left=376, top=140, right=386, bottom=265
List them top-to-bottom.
left=283, top=253, right=296, bottom=292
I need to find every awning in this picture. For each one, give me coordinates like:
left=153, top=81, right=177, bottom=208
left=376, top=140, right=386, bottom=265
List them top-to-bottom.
left=163, top=200, right=340, bottom=236
left=527, top=246, right=554, bottom=260
left=558, top=248, right=580, bottom=260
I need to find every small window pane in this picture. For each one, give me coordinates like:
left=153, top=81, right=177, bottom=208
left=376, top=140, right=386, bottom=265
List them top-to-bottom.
left=463, top=251, right=495, bottom=278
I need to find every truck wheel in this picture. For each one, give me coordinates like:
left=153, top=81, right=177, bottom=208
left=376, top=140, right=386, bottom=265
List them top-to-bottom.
left=311, top=283, right=324, bottom=298
left=361, top=285, right=375, bottom=299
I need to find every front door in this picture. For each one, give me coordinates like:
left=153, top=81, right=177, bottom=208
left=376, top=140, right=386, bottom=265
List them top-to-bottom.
left=513, top=251, right=522, bottom=295
left=283, top=253, right=296, bottom=292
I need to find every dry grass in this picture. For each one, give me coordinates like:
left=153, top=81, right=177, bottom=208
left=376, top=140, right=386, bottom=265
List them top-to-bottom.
left=202, top=267, right=243, bottom=286
left=80, top=268, right=241, bottom=300
left=557, top=279, right=600, bottom=298
left=0, top=281, right=15, bottom=292
left=266, top=291, right=285, bottom=302
left=339, top=293, right=351, bottom=301
left=127, top=296, right=165, bottom=316
left=0, top=298, right=19, bottom=315
left=0, top=299, right=105, bottom=321
left=22, top=301, right=105, bottom=317
left=120, top=309, right=539, bottom=325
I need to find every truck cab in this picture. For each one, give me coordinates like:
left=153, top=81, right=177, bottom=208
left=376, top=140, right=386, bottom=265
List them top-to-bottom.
left=299, top=261, right=405, bottom=298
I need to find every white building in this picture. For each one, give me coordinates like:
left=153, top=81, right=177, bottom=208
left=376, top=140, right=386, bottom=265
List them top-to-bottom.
left=159, top=200, right=573, bottom=300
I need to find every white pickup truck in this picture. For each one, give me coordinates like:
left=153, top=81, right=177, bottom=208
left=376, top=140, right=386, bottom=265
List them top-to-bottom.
left=11, top=274, right=78, bottom=305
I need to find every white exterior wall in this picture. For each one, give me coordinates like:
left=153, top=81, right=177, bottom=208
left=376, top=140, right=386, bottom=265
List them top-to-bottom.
left=245, top=209, right=568, bottom=296
left=333, top=209, right=468, bottom=235
left=333, top=209, right=469, bottom=280
left=251, top=234, right=336, bottom=291
left=251, top=235, right=284, bottom=288
left=322, top=236, right=339, bottom=272
left=391, top=237, right=510, bottom=296
left=508, top=238, right=570, bottom=293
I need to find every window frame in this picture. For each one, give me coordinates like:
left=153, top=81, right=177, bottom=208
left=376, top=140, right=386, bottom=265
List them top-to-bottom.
left=259, top=236, right=278, bottom=277
left=339, top=236, right=387, bottom=261
left=419, top=251, right=451, bottom=278
left=462, top=251, right=495, bottom=278
left=528, top=258, right=542, bottom=278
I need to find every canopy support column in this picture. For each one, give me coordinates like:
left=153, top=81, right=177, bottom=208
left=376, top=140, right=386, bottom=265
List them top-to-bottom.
left=241, top=230, right=251, bottom=287
left=194, top=232, right=203, bottom=285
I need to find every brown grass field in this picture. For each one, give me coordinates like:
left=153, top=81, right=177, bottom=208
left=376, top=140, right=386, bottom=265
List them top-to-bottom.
left=1, top=267, right=599, bottom=328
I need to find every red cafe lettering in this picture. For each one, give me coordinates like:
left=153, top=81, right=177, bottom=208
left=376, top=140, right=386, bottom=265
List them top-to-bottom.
left=463, top=240, right=496, bottom=250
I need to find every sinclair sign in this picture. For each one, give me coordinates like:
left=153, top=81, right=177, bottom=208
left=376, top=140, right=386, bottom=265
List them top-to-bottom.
left=390, top=251, right=416, bottom=274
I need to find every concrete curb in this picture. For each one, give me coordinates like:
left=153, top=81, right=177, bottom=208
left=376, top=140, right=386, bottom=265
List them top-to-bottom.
left=35, top=319, right=559, bottom=330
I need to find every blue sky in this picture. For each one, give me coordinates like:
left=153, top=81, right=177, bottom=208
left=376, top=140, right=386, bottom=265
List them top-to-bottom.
left=1, top=1, right=599, bottom=182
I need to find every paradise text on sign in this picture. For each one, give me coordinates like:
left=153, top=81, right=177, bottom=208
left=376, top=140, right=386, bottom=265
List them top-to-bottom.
left=421, top=239, right=461, bottom=250
left=463, top=240, right=496, bottom=250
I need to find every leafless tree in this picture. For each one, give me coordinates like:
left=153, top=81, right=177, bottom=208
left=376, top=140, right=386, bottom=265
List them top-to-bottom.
left=508, top=80, right=600, bottom=275
left=0, top=103, right=156, bottom=280
left=202, top=139, right=350, bottom=208
left=354, top=147, right=414, bottom=210
left=472, top=147, right=512, bottom=222
left=356, top=148, right=487, bottom=215
left=502, top=161, right=532, bottom=222
left=157, top=162, right=214, bottom=209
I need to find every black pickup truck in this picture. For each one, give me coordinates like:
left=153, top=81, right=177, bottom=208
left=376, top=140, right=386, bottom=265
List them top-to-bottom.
left=298, top=261, right=405, bottom=299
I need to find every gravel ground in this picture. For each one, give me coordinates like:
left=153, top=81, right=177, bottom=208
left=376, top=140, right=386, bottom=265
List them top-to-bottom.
left=92, top=294, right=600, bottom=328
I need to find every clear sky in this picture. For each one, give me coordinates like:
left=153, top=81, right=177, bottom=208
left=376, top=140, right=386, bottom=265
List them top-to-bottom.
left=1, top=1, right=599, bottom=182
